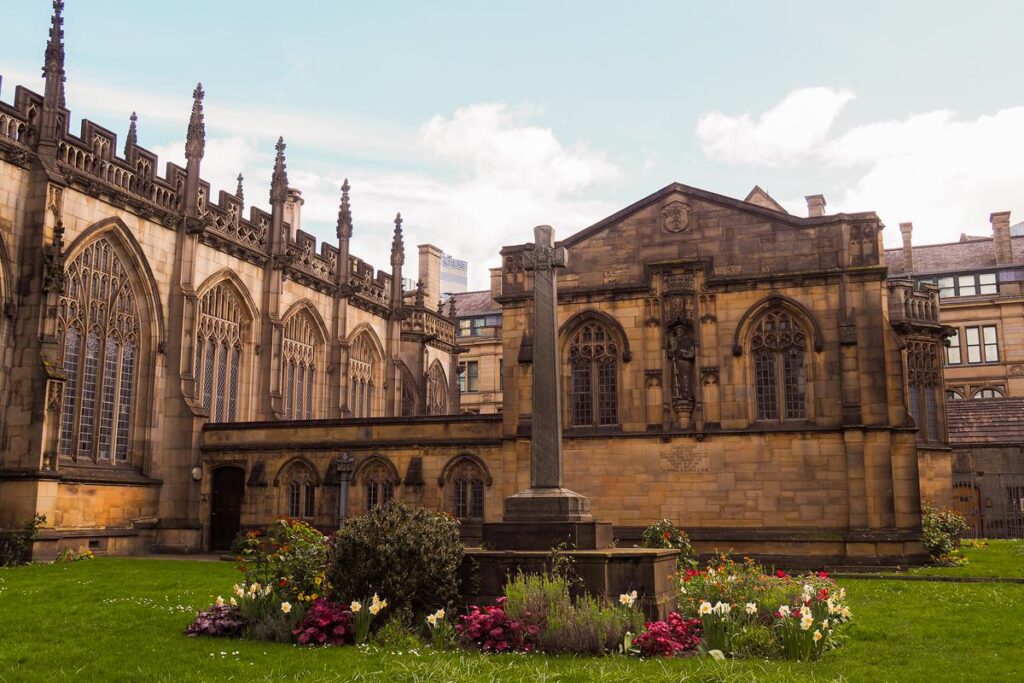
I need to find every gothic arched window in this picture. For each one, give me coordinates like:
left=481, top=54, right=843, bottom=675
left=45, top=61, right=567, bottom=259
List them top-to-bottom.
left=57, top=238, right=140, bottom=462
left=195, top=282, right=247, bottom=423
left=751, top=309, right=808, bottom=421
left=282, top=310, right=322, bottom=420
left=568, top=322, right=618, bottom=426
left=349, top=333, right=379, bottom=418
left=906, top=340, right=943, bottom=443
left=426, top=361, right=448, bottom=415
left=448, top=460, right=486, bottom=520
left=282, top=462, right=315, bottom=519
left=362, top=462, right=395, bottom=511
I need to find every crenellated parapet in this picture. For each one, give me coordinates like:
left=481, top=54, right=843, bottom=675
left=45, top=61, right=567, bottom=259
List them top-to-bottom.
left=285, top=229, right=337, bottom=293
left=347, top=256, right=393, bottom=315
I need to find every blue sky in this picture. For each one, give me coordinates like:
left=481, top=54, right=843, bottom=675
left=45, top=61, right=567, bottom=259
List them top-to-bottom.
left=3, top=1, right=1023, bottom=288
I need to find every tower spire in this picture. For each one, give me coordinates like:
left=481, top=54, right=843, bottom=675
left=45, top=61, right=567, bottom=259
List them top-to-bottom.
left=43, top=0, right=66, bottom=108
left=185, top=83, right=205, bottom=161
left=124, top=111, right=138, bottom=156
left=270, top=136, right=288, bottom=204
left=235, top=173, right=244, bottom=203
left=336, top=179, right=352, bottom=240
left=390, top=212, right=405, bottom=267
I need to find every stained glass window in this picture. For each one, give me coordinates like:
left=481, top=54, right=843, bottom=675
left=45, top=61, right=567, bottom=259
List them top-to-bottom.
left=195, top=282, right=246, bottom=423
left=750, top=309, right=807, bottom=422
left=568, top=321, right=618, bottom=427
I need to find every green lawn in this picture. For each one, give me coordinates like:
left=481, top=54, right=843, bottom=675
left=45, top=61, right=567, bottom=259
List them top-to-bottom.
left=902, top=539, right=1024, bottom=578
left=1, top=557, right=1022, bottom=682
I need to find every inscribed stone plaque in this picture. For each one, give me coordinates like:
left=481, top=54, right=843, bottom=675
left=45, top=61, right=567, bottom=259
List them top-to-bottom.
left=661, top=446, right=711, bottom=473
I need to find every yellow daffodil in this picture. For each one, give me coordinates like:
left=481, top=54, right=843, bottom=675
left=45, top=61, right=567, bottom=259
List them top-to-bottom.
left=214, top=596, right=225, bottom=608
left=229, top=597, right=237, bottom=607
left=350, top=601, right=362, bottom=613
left=435, top=609, right=445, bottom=620
left=800, top=613, right=814, bottom=631
left=426, top=614, right=437, bottom=627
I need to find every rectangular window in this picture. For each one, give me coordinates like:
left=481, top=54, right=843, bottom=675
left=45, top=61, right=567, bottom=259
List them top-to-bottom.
left=979, top=272, right=998, bottom=295
left=958, top=275, right=977, bottom=297
left=937, top=276, right=955, bottom=298
left=472, top=317, right=486, bottom=336
left=458, top=319, right=472, bottom=337
left=983, top=325, right=999, bottom=362
left=965, top=327, right=982, bottom=364
left=946, top=330, right=961, bottom=365
left=753, top=351, right=778, bottom=421
left=499, top=359, right=504, bottom=391
left=466, top=361, right=479, bottom=392
left=458, top=362, right=467, bottom=392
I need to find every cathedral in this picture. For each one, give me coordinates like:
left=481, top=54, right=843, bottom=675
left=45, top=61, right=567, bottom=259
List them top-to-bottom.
left=1, top=3, right=951, bottom=565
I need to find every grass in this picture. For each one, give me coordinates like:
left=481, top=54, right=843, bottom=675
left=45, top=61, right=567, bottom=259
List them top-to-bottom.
left=903, top=539, right=1024, bottom=578
left=0, top=557, right=1021, bottom=682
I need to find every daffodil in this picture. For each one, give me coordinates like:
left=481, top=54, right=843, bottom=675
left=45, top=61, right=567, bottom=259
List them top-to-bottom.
left=214, top=596, right=225, bottom=608
left=229, top=597, right=237, bottom=607
left=350, top=600, right=362, bottom=613
left=699, top=601, right=713, bottom=615
left=281, top=602, right=292, bottom=614
left=745, top=602, right=757, bottom=615
left=778, top=605, right=791, bottom=618
left=435, top=609, right=445, bottom=620
left=800, top=613, right=814, bottom=631
left=426, top=614, right=437, bottom=627
left=822, top=619, right=829, bottom=629
left=813, top=629, right=823, bottom=642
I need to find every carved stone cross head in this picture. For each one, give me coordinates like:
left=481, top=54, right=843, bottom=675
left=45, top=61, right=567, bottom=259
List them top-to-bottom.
left=525, top=225, right=568, bottom=272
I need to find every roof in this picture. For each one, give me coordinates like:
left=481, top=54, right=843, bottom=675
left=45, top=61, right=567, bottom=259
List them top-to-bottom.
left=743, top=185, right=789, bottom=214
left=884, top=235, right=1024, bottom=276
left=451, top=290, right=501, bottom=317
left=946, top=398, right=1024, bottom=445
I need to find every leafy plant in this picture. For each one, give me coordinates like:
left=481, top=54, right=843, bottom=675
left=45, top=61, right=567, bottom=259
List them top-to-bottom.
left=921, top=502, right=969, bottom=563
left=328, top=503, right=462, bottom=616
left=0, top=514, right=45, bottom=567
left=234, top=519, right=331, bottom=603
left=641, top=519, right=696, bottom=569
left=350, top=593, right=388, bottom=645
left=457, top=597, right=538, bottom=653
left=292, top=598, right=353, bottom=646
left=184, top=604, right=245, bottom=638
left=425, top=608, right=456, bottom=650
left=372, top=610, right=424, bottom=651
left=631, top=613, right=702, bottom=657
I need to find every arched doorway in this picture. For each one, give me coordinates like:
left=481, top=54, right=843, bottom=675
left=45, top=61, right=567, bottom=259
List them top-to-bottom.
left=210, top=466, right=245, bottom=550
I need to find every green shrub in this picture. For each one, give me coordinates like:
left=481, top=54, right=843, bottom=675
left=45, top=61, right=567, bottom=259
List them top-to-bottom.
left=921, top=502, right=969, bottom=563
left=328, top=503, right=463, bottom=616
left=0, top=514, right=45, bottom=567
left=234, top=519, right=331, bottom=603
left=641, top=519, right=696, bottom=568
left=503, top=571, right=644, bottom=654
left=372, top=609, right=424, bottom=652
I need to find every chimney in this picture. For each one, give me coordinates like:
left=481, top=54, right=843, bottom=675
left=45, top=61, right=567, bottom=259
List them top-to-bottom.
left=283, top=187, right=304, bottom=238
left=806, top=194, right=827, bottom=218
left=991, top=211, right=1012, bottom=265
left=899, top=222, right=914, bottom=273
left=417, top=244, right=443, bottom=311
left=490, top=266, right=503, bottom=300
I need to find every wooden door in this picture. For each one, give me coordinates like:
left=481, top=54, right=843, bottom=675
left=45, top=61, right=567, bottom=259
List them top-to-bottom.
left=210, top=467, right=245, bottom=551
left=952, top=483, right=982, bottom=537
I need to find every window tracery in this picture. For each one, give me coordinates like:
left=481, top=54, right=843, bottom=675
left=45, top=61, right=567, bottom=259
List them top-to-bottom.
left=57, top=238, right=139, bottom=461
left=195, top=282, right=246, bottom=423
left=750, top=309, right=807, bottom=421
left=282, top=311, right=321, bottom=419
left=568, top=321, right=618, bottom=426
left=348, top=333, right=379, bottom=418
left=906, top=340, right=942, bottom=443
left=426, top=361, right=448, bottom=415
left=448, top=460, right=485, bottom=520
left=282, top=462, right=315, bottom=519
left=362, top=462, right=395, bottom=511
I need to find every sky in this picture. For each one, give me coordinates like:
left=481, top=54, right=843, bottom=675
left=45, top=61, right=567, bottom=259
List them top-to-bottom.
left=3, top=0, right=1023, bottom=289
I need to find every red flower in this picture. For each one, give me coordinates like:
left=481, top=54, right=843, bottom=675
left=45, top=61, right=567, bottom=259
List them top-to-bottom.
left=776, top=570, right=788, bottom=578
left=817, top=571, right=829, bottom=579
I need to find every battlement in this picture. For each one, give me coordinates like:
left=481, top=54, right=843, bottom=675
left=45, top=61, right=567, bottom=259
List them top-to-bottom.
left=0, top=74, right=398, bottom=306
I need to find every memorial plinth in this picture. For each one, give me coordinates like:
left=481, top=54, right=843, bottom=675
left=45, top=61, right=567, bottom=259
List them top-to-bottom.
left=466, top=226, right=677, bottom=618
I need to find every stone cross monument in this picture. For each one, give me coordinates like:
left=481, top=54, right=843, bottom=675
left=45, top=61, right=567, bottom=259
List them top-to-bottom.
left=487, top=226, right=612, bottom=549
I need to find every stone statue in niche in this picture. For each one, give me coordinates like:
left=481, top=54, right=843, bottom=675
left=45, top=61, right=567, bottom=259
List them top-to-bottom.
left=667, top=320, right=696, bottom=406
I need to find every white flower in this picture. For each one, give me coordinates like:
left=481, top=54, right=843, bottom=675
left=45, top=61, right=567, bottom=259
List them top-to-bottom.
left=233, top=584, right=244, bottom=598
left=802, top=584, right=814, bottom=600
left=618, top=590, right=638, bottom=608
left=214, top=596, right=225, bottom=608
left=229, top=597, right=237, bottom=607
left=827, top=598, right=839, bottom=614
left=350, top=600, right=362, bottom=613
left=699, top=601, right=713, bottom=615
left=713, top=601, right=731, bottom=616
left=280, top=602, right=292, bottom=614
left=745, top=602, right=757, bottom=615
left=778, top=605, right=791, bottom=618
left=840, top=606, right=852, bottom=619
left=434, top=608, right=445, bottom=621
left=800, top=613, right=814, bottom=631
left=426, top=614, right=437, bottom=627
left=822, top=619, right=829, bottom=629
left=813, top=629, right=823, bottom=643
left=708, top=649, right=726, bottom=660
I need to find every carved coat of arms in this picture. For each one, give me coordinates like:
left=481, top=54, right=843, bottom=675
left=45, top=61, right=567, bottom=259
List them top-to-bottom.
left=660, top=200, right=691, bottom=233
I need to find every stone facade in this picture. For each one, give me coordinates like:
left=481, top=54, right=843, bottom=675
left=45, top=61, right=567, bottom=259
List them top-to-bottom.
left=0, top=4, right=460, bottom=557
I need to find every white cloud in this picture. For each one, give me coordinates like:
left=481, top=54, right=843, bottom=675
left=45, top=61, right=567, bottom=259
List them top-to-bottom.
left=696, top=87, right=855, bottom=167
left=695, top=88, right=1024, bottom=247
